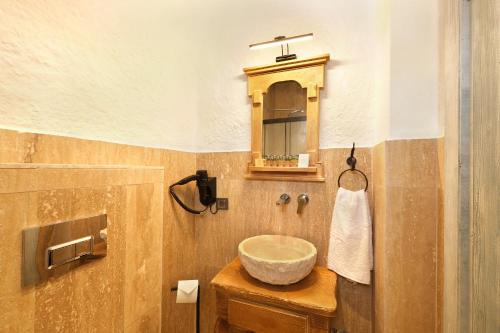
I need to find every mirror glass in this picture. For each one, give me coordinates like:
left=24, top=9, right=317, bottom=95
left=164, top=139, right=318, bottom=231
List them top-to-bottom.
left=262, top=81, right=307, bottom=158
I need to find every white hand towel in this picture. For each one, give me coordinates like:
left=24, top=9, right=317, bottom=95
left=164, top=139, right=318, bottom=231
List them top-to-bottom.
left=327, top=187, right=373, bottom=284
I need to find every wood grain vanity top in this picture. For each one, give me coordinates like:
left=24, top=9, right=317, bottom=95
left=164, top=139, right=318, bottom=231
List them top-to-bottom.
left=211, top=258, right=337, bottom=317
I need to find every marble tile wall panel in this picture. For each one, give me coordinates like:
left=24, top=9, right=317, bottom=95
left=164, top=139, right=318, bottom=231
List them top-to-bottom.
left=0, top=128, right=198, bottom=332
left=0, top=129, right=444, bottom=333
left=372, top=139, right=441, bottom=333
left=372, top=142, right=386, bottom=333
left=195, top=148, right=373, bottom=333
left=0, top=165, right=164, bottom=332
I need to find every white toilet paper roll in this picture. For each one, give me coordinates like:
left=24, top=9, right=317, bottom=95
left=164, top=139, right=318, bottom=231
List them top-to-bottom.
left=176, top=280, right=199, bottom=304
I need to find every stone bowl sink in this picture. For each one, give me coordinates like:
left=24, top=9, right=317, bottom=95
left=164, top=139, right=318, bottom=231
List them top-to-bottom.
left=238, top=235, right=317, bottom=285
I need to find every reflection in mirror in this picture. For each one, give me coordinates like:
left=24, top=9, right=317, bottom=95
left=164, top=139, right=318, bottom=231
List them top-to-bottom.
left=262, top=80, right=307, bottom=158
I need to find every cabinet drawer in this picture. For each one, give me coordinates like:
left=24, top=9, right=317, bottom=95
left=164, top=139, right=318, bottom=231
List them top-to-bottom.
left=228, top=299, right=308, bottom=333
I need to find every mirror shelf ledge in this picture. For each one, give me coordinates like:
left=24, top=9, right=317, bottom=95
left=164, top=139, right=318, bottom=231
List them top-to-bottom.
left=248, top=166, right=317, bottom=173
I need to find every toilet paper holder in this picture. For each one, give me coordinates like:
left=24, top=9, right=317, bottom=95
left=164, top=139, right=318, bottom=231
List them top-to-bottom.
left=171, top=285, right=200, bottom=333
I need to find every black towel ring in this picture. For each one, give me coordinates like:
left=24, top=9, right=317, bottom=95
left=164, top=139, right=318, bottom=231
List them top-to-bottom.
left=337, top=142, right=369, bottom=192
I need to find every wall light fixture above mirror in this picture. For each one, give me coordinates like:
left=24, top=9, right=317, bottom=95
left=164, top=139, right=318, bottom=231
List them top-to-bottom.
left=249, top=33, right=314, bottom=62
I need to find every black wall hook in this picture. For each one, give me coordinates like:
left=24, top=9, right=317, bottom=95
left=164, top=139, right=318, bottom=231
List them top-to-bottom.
left=337, top=142, right=369, bottom=191
left=346, top=142, right=357, bottom=170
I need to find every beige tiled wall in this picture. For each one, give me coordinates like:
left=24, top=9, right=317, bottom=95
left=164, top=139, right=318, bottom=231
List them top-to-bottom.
left=0, top=129, right=444, bottom=332
left=0, top=129, right=197, bottom=333
left=372, top=139, right=442, bottom=333
left=372, top=142, right=387, bottom=333
left=195, top=149, right=374, bottom=333
left=0, top=164, right=164, bottom=332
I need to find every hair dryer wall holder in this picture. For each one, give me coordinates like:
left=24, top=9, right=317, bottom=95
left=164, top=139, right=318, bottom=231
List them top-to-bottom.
left=169, top=170, right=218, bottom=215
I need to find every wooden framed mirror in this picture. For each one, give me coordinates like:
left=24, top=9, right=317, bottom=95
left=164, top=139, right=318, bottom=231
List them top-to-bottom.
left=243, top=54, right=330, bottom=182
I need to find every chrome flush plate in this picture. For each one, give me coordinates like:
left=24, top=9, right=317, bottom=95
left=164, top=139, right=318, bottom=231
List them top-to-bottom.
left=22, top=214, right=108, bottom=287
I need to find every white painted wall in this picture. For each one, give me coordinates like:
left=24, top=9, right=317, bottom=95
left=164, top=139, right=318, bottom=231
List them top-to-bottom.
left=0, top=0, right=440, bottom=151
left=0, top=0, right=200, bottom=151
left=193, top=0, right=380, bottom=151
left=373, top=0, right=392, bottom=144
left=388, top=0, right=440, bottom=140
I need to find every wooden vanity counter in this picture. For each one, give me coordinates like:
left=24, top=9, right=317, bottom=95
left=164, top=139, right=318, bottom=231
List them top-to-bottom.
left=211, top=258, right=337, bottom=333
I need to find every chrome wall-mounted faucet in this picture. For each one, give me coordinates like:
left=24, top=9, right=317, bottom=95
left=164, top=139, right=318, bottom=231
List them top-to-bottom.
left=276, top=193, right=291, bottom=206
left=297, top=193, right=309, bottom=214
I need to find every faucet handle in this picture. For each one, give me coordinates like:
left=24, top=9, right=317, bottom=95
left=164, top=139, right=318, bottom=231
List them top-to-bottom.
left=276, top=193, right=291, bottom=206
left=297, top=193, right=309, bottom=214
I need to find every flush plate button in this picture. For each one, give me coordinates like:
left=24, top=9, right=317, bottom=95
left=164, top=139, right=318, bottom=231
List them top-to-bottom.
left=46, top=236, right=94, bottom=270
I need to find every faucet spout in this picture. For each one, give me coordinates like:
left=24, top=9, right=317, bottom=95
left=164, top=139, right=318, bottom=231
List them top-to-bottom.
left=297, top=193, right=309, bottom=214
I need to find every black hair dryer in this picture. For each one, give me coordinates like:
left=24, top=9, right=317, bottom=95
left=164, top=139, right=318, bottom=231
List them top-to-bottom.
left=169, top=170, right=217, bottom=214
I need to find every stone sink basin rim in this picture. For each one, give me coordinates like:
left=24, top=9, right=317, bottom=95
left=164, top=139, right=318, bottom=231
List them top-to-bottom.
left=238, top=234, right=317, bottom=285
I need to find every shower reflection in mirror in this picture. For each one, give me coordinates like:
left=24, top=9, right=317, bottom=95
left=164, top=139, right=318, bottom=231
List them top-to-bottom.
left=262, top=80, right=307, bottom=162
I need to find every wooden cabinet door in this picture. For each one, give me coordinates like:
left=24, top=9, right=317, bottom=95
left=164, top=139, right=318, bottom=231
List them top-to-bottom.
left=228, top=299, right=308, bottom=333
